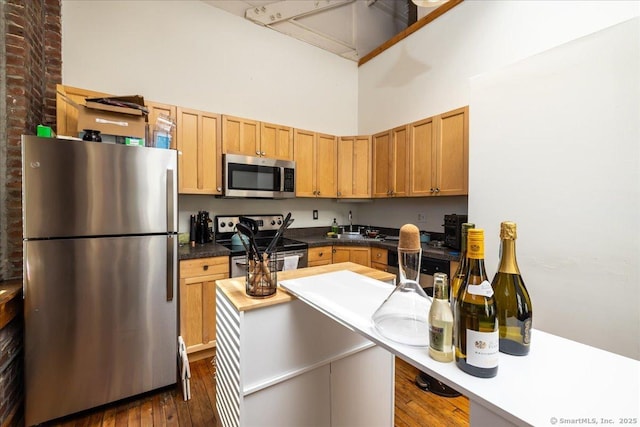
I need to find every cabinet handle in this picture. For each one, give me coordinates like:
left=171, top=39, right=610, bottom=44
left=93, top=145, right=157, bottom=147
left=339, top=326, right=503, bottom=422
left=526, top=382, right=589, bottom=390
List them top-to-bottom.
left=256, top=150, right=260, bottom=155
left=261, top=151, right=266, bottom=156
left=217, top=187, right=222, bottom=192
left=430, top=188, right=435, bottom=193
left=435, top=188, right=440, bottom=193
left=337, top=191, right=341, bottom=196
left=377, top=253, right=381, bottom=258
left=203, top=265, right=209, bottom=271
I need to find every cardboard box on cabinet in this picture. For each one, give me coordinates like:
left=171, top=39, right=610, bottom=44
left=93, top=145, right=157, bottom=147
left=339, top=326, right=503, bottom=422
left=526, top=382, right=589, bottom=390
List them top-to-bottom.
left=77, top=102, right=146, bottom=139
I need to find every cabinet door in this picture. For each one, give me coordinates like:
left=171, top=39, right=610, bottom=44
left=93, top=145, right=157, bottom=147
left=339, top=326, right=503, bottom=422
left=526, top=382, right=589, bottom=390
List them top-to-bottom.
left=56, top=84, right=110, bottom=138
left=146, top=101, right=177, bottom=149
left=435, top=106, right=468, bottom=196
left=176, top=108, right=221, bottom=194
left=176, top=108, right=200, bottom=194
left=202, top=112, right=222, bottom=194
left=222, top=115, right=260, bottom=157
left=409, top=117, right=436, bottom=196
left=261, top=122, right=294, bottom=160
left=391, top=124, right=410, bottom=197
left=294, top=129, right=316, bottom=197
left=372, top=130, right=391, bottom=198
left=315, top=133, right=337, bottom=198
left=352, top=135, right=372, bottom=198
left=338, top=136, right=371, bottom=199
left=337, top=137, right=354, bottom=198
left=332, top=247, right=351, bottom=264
left=349, top=247, right=371, bottom=267
left=179, top=257, right=228, bottom=354
left=180, top=275, right=221, bottom=352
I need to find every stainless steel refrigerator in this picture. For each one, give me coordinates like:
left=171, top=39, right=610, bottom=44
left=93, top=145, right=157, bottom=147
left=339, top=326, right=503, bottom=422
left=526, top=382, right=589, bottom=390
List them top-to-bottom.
left=22, top=135, right=178, bottom=425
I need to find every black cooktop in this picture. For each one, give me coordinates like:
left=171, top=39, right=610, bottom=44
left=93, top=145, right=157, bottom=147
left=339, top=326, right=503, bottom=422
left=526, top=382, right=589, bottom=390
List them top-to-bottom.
left=214, top=214, right=307, bottom=256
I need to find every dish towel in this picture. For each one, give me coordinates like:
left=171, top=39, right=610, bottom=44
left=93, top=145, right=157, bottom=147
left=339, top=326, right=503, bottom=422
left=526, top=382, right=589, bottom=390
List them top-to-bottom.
left=283, top=255, right=300, bottom=271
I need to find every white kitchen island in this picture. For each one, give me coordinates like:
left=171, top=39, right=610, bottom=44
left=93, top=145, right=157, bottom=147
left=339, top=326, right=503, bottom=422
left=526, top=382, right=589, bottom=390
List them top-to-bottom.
left=215, top=262, right=397, bottom=427
left=280, top=270, right=640, bottom=427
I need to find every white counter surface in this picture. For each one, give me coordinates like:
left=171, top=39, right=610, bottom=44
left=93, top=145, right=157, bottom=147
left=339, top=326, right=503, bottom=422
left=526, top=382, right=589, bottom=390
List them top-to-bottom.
left=280, top=270, right=640, bottom=427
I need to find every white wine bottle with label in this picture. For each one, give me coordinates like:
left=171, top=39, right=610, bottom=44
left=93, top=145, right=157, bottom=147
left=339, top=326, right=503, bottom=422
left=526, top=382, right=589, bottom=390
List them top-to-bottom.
left=491, top=221, right=532, bottom=356
left=454, top=228, right=499, bottom=378
left=429, top=272, right=454, bottom=362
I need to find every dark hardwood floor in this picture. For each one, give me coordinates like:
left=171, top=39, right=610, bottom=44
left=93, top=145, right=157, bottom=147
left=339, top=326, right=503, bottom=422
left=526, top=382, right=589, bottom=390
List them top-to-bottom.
left=47, top=356, right=469, bottom=426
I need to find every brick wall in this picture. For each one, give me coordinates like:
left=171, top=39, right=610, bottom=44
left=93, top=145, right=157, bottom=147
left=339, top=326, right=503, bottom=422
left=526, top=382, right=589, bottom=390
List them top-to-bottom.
left=1, top=0, right=61, bottom=281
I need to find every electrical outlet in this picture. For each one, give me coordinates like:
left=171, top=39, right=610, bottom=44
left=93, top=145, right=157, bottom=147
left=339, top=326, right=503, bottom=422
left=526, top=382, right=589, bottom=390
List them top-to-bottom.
left=313, top=210, right=318, bottom=220
left=417, top=212, right=427, bottom=222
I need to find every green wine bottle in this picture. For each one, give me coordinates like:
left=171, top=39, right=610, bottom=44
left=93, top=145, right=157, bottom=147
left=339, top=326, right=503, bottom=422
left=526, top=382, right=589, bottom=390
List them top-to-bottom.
left=491, top=221, right=533, bottom=356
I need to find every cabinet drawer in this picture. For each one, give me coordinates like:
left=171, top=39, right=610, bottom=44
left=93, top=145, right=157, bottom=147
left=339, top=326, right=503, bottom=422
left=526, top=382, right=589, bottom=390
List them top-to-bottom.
left=308, top=246, right=333, bottom=263
left=370, top=248, right=388, bottom=265
left=180, top=256, right=229, bottom=279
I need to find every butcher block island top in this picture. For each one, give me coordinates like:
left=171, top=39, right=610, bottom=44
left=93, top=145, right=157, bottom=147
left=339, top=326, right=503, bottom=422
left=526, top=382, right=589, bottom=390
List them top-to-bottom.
left=215, top=261, right=395, bottom=311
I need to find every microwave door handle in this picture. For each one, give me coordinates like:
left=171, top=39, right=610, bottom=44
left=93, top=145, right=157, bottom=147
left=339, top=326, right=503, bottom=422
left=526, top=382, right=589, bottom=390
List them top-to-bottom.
left=280, top=167, right=285, bottom=192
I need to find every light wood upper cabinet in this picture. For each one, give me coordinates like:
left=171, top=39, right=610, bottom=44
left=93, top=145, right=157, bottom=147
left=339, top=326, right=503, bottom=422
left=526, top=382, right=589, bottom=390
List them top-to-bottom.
left=56, top=84, right=110, bottom=137
left=146, top=101, right=177, bottom=149
left=409, top=106, right=468, bottom=197
left=436, top=106, right=468, bottom=196
left=176, top=107, right=222, bottom=195
left=222, top=115, right=260, bottom=157
left=409, top=116, right=436, bottom=197
left=261, top=122, right=294, bottom=160
left=372, top=125, right=409, bottom=198
left=294, top=129, right=337, bottom=198
left=337, top=136, right=371, bottom=199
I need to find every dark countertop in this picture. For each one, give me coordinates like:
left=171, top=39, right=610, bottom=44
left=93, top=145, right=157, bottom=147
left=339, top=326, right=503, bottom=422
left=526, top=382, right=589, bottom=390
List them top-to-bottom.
left=178, top=232, right=460, bottom=262
left=293, top=234, right=460, bottom=262
left=178, top=242, right=230, bottom=260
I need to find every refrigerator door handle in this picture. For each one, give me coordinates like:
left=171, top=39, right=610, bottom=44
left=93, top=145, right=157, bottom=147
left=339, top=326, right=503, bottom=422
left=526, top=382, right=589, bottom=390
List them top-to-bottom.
left=166, top=167, right=177, bottom=233
left=167, top=236, right=176, bottom=302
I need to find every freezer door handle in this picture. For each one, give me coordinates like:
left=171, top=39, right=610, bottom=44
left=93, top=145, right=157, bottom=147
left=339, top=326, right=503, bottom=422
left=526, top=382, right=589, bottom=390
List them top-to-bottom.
left=166, top=167, right=177, bottom=233
left=167, top=236, right=176, bottom=301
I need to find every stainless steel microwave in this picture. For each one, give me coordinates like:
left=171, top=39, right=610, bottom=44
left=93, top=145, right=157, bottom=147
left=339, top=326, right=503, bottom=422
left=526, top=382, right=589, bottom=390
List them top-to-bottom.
left=223, top=154, right=296, bottom=198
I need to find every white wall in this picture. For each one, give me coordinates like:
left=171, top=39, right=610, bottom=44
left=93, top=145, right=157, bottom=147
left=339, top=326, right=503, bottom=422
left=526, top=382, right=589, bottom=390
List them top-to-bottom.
left=61, top=0, right=357, bottom=135
left=359, top=1, right=639, bottom=359
left=359, top=1, right=640, bottom=134
left=469, top=18, right=639, bottom=360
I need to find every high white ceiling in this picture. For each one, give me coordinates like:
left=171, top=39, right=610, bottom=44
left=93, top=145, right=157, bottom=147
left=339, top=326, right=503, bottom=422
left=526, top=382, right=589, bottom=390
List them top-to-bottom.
left=203, top=0, right=444, bottom=61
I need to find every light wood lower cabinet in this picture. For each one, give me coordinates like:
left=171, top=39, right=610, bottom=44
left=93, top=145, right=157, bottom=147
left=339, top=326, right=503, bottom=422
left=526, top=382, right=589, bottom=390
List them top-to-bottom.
left=308, top=246, right=333, bottom=267
left=333, top=246, right=371, bottom=267
left=371, top=247, right=389, bottom=272
left=179, top=256, right=229, bottom=358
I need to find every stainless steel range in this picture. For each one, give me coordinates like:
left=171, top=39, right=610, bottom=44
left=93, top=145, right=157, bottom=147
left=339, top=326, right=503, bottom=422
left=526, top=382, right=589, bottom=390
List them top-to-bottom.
left=214, top=214, right=308, bottom=278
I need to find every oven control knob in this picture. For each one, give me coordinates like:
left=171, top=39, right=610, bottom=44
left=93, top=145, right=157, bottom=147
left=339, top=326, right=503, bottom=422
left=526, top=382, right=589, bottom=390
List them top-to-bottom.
left=277, top=219, right=282, bottom=225
left=271, top=220, right=276, bottom=225
left=219, top=221, right=226, bottom=229
left=227, top=221, right=234, bottom=228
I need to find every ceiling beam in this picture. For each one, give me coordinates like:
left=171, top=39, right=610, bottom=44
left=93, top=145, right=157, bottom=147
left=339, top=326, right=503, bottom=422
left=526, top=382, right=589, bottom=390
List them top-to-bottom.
left=245, top=0, right=354, bottom=26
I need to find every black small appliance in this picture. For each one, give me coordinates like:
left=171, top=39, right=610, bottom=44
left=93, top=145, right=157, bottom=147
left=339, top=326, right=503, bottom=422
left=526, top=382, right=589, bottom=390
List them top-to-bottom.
left=195, top=211, right=213, bottom=244
left=443, top=214, right=468, bottom=250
